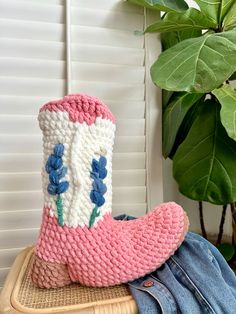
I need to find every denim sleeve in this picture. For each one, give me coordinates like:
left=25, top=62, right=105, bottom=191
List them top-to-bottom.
left=187, top=232, right=236, bottom=293
left=128, top=283, right=163, bottom=314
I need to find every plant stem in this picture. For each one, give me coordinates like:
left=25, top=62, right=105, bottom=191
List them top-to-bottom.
left=56, top=194, right=64, bottom=226
left=199, top=201, right=207, bottom=239
left=230, top=203, right=236, bottom=246
left=89, top=205, right=100, bottom=229
left=216, top=205, right=227, bottom=245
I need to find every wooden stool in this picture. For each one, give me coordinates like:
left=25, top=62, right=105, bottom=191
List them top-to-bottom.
left=0, top=247, right=138, bottom=314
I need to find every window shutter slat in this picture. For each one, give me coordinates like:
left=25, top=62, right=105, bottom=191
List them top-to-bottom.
left=0, top=0, right=163, bottom=288
left=0, top=0, right=143, bottom=30
left=0, top=0, right=64, bottom=24
left=20, top=0, right=143, bottom=14
left=72, top=0, right=143, bottom=13
left=0, top=19, right=64, bottom=42
left=1, top=19, right=143, bottom=48
left=0, top=38, right=64, bottom=60
left=0, top=39, right=144, bottom=65
left=0, top=58, right=145, bottom=82
left=0, top=77, right=144, bottom=99
left=0, top=77, right=65, bottom=97
left=72, top=81, right=145, bottom=100
left=0, top=96, right=145, bottom=118
left=0, top=116, right=145, bottom=136
left=0, top=135, right=146, bottom=154
left=0, top=152, right=145, bottom=172
left=0, top=170, right=146, bottom=192
left=0, top=188, right=146, bottom=212
left=0, top=210, right=42, bottom=230
left=0, top=229, right=40, bottom=249
left=0, top=248, right=23, bottom=268
left=0, top=268, right=10, bottom=287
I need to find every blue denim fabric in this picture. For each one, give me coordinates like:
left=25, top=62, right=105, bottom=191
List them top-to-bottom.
left=114, top=214, right=236, bottom=314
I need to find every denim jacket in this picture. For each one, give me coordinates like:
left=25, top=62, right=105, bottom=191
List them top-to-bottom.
left=114, top=215, right=236, bottom=314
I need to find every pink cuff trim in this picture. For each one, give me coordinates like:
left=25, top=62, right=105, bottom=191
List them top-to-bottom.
left=40, top=94, right=116, bottom=125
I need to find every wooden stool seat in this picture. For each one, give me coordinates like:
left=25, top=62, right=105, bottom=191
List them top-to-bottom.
left=0, top=247, right=138, bottom=314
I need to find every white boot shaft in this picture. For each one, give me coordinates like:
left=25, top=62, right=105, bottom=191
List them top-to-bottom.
left=38, top=96, right=116, bottom=228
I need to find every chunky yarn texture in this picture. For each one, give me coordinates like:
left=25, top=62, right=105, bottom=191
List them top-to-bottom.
left=31, top=94, right=189, bottom=288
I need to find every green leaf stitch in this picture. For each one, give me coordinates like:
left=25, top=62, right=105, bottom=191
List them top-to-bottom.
left=89, top=206, right=100, bottom=229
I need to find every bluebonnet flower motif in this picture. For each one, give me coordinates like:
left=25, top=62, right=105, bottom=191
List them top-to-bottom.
left=45, top=143, right=69, bottom=226
left=89, top=156, right=107, bottom=228
left=91, top=156, right=107, bottom=180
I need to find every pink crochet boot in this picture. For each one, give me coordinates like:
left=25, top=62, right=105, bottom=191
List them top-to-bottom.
left=31, top=94, right=189, bottom=288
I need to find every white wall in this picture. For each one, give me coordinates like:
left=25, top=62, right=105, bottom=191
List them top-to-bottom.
left=186, top=0, right=199, bottom=9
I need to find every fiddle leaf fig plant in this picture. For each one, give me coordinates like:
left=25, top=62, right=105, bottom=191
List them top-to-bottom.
left=128, top=0, right=236, bottom=256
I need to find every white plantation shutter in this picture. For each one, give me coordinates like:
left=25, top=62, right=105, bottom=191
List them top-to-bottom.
left=0, top=0, right=162, bottom=288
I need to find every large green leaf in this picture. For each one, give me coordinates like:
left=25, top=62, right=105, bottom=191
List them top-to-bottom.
left=127, top=0, right=188, bottom=12
left=194, top=0, right=234, bottom=25
left=194, top=0, right=220, bottom=25
left=219, top=0, right=236, bottom=22
left=223, top=2, right=236, bottom=30
left=145, top=8, right=216, bottom=33
left=161, top=29, right=201, bottom=50
left=161, top=29, right=201, bottom=108
left=151, top=30, right=236, bottom=93
left=212, top=84, right=236, bottom=141
left=163, top=90, right=173, bottom=108
left=163, top=92, right=203, bottom=158
left=169, top=97, right=204, bottom=159
left=173, top=99, right=236, bottom=205
left=217, top=243, right=235, bottom=261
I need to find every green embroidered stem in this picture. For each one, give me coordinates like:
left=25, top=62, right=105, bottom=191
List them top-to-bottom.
left=56, top=194, right=64, bottom=226
left=89, top=205, right=100, bottom=228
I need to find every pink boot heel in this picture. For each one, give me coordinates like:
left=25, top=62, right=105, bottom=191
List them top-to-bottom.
left=31, top=254, right=72, bottom=289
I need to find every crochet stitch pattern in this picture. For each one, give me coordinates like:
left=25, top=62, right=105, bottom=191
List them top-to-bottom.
left=31, top=94, right=189, bottom=288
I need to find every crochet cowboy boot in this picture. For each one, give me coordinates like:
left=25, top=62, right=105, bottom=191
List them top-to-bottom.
left=31, top=94, right=189, bottom=288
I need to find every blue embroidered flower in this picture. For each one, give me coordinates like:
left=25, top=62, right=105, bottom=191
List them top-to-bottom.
left=46, top=143, right=69, bottom=226
left=89, top=156, right=107, bottom=228
left=91, top=156, right=107, bottom=180
left=92, top=180, right=107, bottom=195
left=90, top=191, right=105, bottom=207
